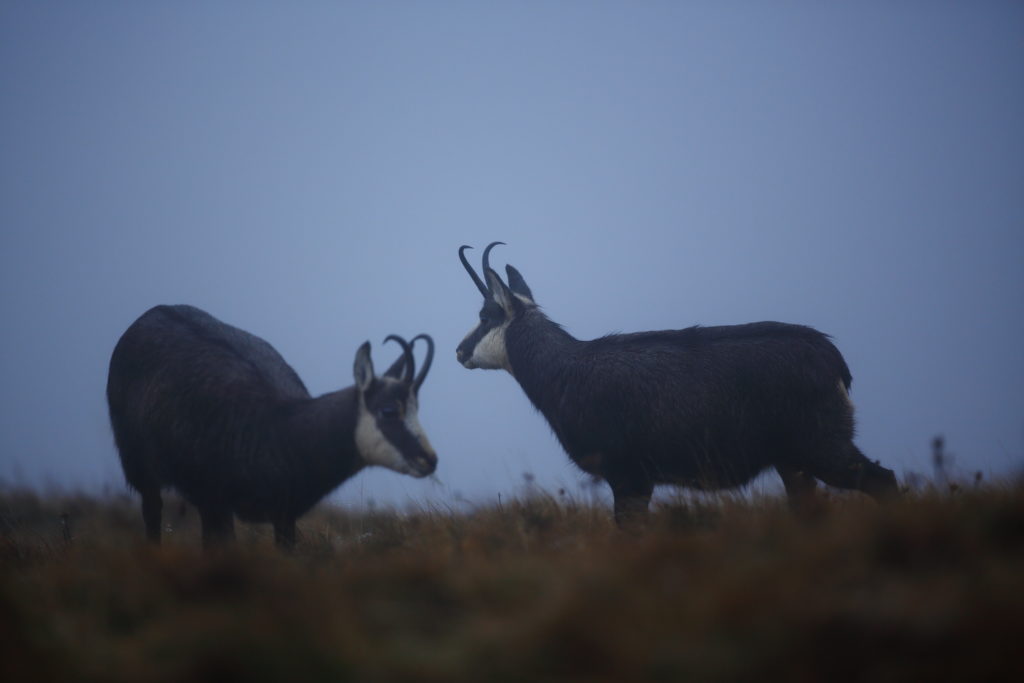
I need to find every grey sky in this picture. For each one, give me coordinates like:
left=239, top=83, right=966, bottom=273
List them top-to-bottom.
left=2, top=3, right=1022, bottom=509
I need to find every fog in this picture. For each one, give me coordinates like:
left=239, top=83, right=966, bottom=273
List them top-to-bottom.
left=2, top=3, right=1022, bottom=510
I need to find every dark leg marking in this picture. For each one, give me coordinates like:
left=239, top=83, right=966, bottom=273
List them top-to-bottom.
left=810, top=444, right=899, bottom=502
left=775, top=464, right=820, bottom=516
left=609, top=476, right=655, bottom=530
left=141, top=488, right=163, bottom=543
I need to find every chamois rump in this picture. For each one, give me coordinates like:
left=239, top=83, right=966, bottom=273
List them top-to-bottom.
left=456, top=243, right=898, bottom=525
left=107, top=304, right=437, bottom=548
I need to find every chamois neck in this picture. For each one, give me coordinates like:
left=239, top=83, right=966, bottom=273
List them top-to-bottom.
left=506, top=308, right=580, bottom=409
left=283, top=387, right=363, bottom=496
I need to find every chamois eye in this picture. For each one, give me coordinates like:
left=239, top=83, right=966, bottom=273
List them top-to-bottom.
left=379, top=405, right=400, bottom=419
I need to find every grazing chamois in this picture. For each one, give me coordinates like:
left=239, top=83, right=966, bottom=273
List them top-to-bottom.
left=456, top=243, right=897, bottom=525
left=107, top=304, right=437, bottom=548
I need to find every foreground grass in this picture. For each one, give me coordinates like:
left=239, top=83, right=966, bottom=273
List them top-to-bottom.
left=2, top=485, right=1024, bottom=682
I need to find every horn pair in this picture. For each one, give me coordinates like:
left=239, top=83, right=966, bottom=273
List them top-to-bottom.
left=459, top=241, right=505, bottom=298
left=383, top=334, right=434, bottom=393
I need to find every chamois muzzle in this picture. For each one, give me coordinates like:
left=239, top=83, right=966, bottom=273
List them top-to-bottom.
left=409, top=450, right=438, bottom=476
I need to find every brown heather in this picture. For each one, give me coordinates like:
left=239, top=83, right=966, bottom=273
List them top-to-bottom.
left=2, top=482, right=1024, bottom=682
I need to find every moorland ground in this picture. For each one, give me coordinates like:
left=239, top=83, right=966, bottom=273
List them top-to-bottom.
left=2, top=481, right=1023, bottom=682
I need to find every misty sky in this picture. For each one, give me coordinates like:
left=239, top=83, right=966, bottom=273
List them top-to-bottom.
left=2, top=3, right=1022, bottom=511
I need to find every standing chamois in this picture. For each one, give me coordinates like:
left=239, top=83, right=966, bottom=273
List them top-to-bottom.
left=456, top=243, right=898, bottom=525
left=107, top=304, right=437, bottom=548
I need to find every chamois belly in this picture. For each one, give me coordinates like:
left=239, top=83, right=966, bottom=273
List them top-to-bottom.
left=564, top=427, right=774, bottom=490
left=147, top=439, right=286, bottom=516
left=647, top=444, right=771, bottom=489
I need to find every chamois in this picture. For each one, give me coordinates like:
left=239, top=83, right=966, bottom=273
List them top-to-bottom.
left=456, top=243, right=898, bottom=525
left=107, top=304, right=437, bottom=548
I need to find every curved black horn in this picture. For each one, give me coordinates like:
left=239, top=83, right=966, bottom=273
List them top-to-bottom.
left=481, top=241, right=506, bottom=281
left=459, top=245, right=488, bottom=297
left=410, top=334, right=434, bottom=395
left=382, top=335, right=415, bottom=383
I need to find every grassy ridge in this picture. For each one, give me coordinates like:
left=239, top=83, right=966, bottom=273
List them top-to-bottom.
left=3, top=485, right=1024, bottom=682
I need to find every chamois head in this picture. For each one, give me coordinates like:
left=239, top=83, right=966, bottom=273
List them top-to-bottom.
left=456, top=242, right=536, bottom=371
left=354, top=334, right=437, bottom=476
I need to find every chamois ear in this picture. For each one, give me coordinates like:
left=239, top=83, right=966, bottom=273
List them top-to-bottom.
left=505, top=264, right=534, bottom=303
left=485, top=268, right=516, bottom=314
left=353, top=341, right=375, bottom=392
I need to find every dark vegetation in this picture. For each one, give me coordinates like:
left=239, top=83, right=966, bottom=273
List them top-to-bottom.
left=3, top=475, right=1024, bottom=682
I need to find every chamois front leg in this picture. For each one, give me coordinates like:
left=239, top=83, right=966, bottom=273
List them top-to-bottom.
left=775, top=464, right=819, bottom=515
left=140, top=487, right=163, bottom=543
left=199, top=505, right=236, bottom=549
left=273, top=518, right=297, bottom=551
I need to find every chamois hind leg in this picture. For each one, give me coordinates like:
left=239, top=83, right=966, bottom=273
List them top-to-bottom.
left=811, top=443, right=899, bottom=502
left=775, top=464, right=819, bottom=515
left=608, top=475, right=654, bottom=529
left=140, top=487, right=163, bottom=543
left=199, top=505, right=236, bottom=549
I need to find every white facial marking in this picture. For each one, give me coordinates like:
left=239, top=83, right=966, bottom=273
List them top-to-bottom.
left=460, top=320, right=511, bottom=371
left=354, top=385, right=435, bottom=478
left=355, top=398, right=410, bottom=474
